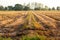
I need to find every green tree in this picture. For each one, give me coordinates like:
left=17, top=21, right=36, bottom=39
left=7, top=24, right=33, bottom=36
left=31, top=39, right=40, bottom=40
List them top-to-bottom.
left=14, top=4, right=23, bottom=11
left=0, top=6, right=4, bottom=10
left=8, top=6, right=13, bottom=10
left=23, top=6, right=30, bottom=10
left=45, top=6, right=49, bottom=10
left=57, top=6, right=60, bottom=10
left=4, top=7, right=8, bottom=10
left=34, top=7, right=40, bottom=10
left=52, top=7, right=55, bottom=10
left=48, top=8, right=51, bottom=10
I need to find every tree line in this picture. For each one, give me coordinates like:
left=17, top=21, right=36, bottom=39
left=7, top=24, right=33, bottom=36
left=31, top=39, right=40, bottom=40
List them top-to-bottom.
left=0, top=3, right=60, bottom=11
left=0, top=4, right=30, bottom=11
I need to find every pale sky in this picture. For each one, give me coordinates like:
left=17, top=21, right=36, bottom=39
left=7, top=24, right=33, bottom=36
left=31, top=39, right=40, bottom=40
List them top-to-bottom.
left=0, top=0, right=60, bottom=8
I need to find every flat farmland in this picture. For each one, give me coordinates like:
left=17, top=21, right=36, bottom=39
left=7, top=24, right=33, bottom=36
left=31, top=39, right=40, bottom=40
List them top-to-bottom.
left=0, top=11, right=60, bottom=40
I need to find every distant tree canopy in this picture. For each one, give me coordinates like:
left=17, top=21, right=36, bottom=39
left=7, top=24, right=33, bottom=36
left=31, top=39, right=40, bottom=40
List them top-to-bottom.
left=0, top=3, right=60, bottom=11
left=14, top=4, right=23, bottom=10
left=0, top=6, right=4, bottom=10
left=8, top=6, right=13, bottom=10
left=23, top=6, right=30, bottom=10
left=44, top=6, right=49, bottom=10
left=57, top=6, right=60, bottom=10
left=4, top=7, right=8, bottom=10
left=34, top=7, right=40, bottom=10
left=52, top=7, right=55, bottom=10
left=48, top=8, right=51, bottom=10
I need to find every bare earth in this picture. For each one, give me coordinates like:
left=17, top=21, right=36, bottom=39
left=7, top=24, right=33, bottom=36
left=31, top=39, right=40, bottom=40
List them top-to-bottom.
left=0, top=11, right=60, bottom=40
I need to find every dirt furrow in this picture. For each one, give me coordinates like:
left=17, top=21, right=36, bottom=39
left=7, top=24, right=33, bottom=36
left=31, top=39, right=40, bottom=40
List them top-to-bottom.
left=31, top=12, right=45, bottom=30
left=33, top=12, right=57, bottom=29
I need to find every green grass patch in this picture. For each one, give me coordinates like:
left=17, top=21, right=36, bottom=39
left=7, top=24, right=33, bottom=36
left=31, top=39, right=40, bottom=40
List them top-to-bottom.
left=20, top=35, right=46, bottom=40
